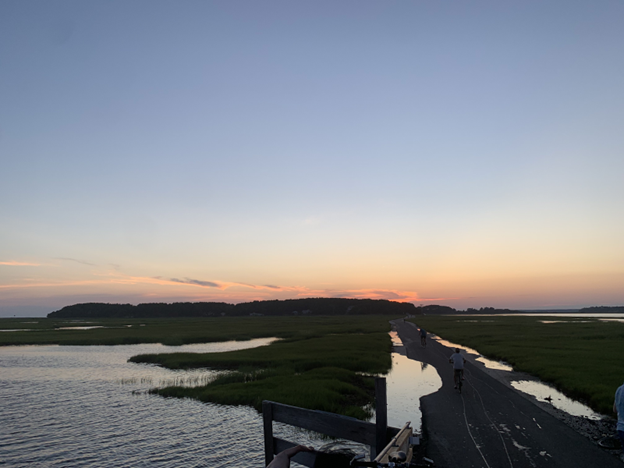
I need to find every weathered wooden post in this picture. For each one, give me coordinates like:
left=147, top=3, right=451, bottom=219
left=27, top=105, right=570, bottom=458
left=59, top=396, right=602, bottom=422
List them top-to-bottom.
left=375, top=377, right=388, bottom=458
left=263, top=400, right=274, bottom=466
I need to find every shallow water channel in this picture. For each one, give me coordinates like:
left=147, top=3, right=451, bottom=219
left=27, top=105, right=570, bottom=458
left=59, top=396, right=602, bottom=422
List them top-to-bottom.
left=384, top=331, right=441, bottom=432
left=0, top=335, right=437, bottom=467
left=431, top=335, right=603, bottom=420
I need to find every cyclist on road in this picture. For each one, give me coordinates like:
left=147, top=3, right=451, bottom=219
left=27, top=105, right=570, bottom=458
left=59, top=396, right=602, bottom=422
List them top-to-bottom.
left=419, top=327, right=427, bottom=347
left=449, top=348, right=465, bottom=389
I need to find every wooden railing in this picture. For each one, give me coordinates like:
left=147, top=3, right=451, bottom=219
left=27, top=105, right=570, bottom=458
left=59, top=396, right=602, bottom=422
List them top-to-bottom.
left=263, top=377, right=398, bottom=467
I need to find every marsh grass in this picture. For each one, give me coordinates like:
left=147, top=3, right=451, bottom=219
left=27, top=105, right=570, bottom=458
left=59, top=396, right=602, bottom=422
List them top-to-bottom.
left=411, top=315, right=624, bottom=415
left=0, top=316, right=388, bottom=346
left=126, top=317, right=393, bottom=419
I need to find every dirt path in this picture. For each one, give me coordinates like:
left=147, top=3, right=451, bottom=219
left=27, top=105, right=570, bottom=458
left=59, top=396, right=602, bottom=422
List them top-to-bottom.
left=393, top=319, right=621, bottom=468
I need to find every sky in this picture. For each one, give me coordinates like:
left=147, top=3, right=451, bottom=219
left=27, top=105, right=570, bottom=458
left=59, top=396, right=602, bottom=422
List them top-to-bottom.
left=1, top=1, right=623, bottom=317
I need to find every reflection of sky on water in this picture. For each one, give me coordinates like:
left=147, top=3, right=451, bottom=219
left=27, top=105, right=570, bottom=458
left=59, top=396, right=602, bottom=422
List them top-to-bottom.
left=458, top=314, right=624, bottom=318
left=539, top=320, right=593, bottom=324
left=386, top=332, right=442, bottom=433
left=428, top=333, right=604, bottom=420
left=432, top=336, right=513, bottom=371
left=0, top=338, right=283, bottom=467
left=1, top=339, right=278, bottom=386
left=511, top=380, right=602, bottom=420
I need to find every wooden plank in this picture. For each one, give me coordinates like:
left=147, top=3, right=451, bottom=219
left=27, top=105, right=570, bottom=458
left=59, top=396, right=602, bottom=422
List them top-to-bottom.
left=375, top=377, right=388, bottom=457
left=263, top=400, right=274, bottom=466
left=270, top=401, right=377, bottom=446
left=374, top=422, right=412, bottom=463
left=274, top=438, right=316, bottom=468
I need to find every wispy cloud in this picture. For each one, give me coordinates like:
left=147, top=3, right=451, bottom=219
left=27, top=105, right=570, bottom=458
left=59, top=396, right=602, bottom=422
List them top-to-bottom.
left=54, top=257, right=96, bottom=266
left=0, top=261, right=41, bottom=266
left=0, top=267, right=432, bottom=305
left=170, top=278, right=220, bottom=288
left=299, top=288, right=422, bottom=303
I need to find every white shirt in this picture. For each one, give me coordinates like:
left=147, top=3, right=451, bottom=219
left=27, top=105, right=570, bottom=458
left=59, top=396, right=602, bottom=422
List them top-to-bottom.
left=450, top=352, right=465, bottom=370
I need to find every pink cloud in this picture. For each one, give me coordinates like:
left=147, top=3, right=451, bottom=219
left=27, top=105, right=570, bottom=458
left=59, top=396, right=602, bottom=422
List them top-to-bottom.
left=0, top=261, right=41, bottom=266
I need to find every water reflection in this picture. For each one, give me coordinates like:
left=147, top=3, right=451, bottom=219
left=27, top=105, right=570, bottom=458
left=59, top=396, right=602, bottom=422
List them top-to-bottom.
left=539, top=320, right=593, bottom=324
left=385, top=332, right=442, bottom=433
left=428, top=335, right=603, bottom=420
left=432, top=336, right=513, bottom=371
left=0, top=338, right=286, bottom=468
left=1, top=339, right=278, bottom=385
left=511, top=380, right=602, bottom=420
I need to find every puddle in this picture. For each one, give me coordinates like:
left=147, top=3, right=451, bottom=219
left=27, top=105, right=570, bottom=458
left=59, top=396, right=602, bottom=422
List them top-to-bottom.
left=456, top=320, right=495, bottom=323
left=539, top=320, right=594, bottom=324
left=55, top=325, right=133, bottom=330
left=0, top=329, right=34, bottom=332
left=389, top=330, right=403, bottom=347
left=385, top=332, right=442, bottom=434
left=425, top=334, right=603, bottom=420
left=432, top=337, right=513, bottom=371
left=511, top=380, right=602, bottom=420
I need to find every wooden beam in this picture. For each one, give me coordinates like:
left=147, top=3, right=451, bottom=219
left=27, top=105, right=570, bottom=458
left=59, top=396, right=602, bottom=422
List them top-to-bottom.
left=375, top=377, right=388, bottom=457
left=263, top=400, right=274, bottom=466
left=270, top=401, right=377, bottom=446
left=374, top=422, right=412, bottom=463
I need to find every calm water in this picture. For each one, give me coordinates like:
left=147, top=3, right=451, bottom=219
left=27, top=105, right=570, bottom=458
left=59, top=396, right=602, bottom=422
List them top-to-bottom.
left=386, top=332, right=442, bottom=432
left=0, top=337, right=432, bottom=467
left=0, top=339, right=329, bottom=468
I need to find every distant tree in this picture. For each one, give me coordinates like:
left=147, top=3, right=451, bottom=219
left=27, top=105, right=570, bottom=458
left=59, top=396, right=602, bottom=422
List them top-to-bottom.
left=47, top=298, right=418, bottom=319
left=420, top=305, right=457, bottom=315
left=579, top=305, right=624, bottom=314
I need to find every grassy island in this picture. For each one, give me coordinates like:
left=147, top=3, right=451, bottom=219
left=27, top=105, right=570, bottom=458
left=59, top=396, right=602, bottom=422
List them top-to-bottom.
left=128, top=316, right=393, bottom=419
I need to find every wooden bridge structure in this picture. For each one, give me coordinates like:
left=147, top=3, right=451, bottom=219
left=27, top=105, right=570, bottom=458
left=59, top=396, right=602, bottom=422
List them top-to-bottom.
left=263, top=377, right=412, bottom=467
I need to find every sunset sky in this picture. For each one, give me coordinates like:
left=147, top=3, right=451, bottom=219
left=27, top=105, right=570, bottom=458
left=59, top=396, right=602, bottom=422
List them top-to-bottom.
left=1, top=1, right=623, bottom=316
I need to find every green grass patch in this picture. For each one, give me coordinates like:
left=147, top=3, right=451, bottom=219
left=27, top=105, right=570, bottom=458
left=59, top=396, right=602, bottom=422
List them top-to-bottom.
left=0, top=315, right=388, bottom=346
left=411, top=315, right=624, bottom=415
left=126, top=316, right=393, bottom=419
left=156, top=366, right=376, bottom=419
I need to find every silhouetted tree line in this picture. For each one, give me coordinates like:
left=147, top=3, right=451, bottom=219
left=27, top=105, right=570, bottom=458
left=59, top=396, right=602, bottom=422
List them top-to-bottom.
left=47, top=298, right=417, bottom=319
left=413, top=305, right=522, bottom=315
left=579, top=306, right=624, bottom=313
left=464, top=307, right=522, bottom=314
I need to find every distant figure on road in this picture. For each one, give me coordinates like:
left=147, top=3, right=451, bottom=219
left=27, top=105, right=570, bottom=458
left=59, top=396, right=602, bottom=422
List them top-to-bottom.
left=419, top=327, right=427, bottom=347
left=449, top=348, right=466, bottom=389
left=614, top=381, right=624, bottom=462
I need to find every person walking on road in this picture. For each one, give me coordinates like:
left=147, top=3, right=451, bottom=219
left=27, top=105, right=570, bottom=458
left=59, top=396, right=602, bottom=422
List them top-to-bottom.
left=449, top=348, right=465, bottom=389
left=614, top=381, right=624, bottom=462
